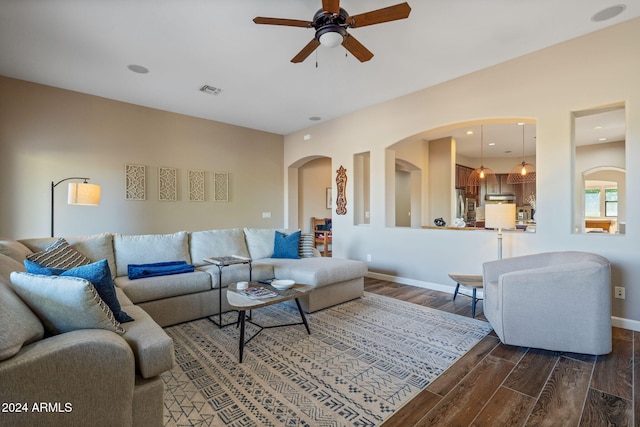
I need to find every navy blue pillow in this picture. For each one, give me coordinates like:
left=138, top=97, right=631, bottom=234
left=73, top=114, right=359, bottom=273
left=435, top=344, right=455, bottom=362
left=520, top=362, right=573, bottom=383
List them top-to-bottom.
left=272, top=230, right=301, bottom=259
left=24, top=258, right=133, bottom=323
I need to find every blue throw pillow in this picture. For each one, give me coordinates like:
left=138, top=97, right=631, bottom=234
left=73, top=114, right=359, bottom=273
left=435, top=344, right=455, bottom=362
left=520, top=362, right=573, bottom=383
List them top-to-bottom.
left=272, top=230, right=301, bottom=259
left=24, top=259, right=133, bottom=323
left=24, top=260, right=66, bottom=276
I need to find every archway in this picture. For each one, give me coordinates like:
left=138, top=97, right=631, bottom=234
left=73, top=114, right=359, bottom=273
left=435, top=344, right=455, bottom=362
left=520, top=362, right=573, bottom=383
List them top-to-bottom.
left=287, top=155, right=332, bottom=232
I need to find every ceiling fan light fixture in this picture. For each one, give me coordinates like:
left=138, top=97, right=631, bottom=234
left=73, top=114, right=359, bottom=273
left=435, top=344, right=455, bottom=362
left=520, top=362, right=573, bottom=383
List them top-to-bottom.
left=317, top=25, right=345, bottom=48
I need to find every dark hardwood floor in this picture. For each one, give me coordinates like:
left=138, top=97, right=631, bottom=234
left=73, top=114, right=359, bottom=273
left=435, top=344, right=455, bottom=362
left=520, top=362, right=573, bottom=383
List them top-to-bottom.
left=364, top=277, right=635, bottom=427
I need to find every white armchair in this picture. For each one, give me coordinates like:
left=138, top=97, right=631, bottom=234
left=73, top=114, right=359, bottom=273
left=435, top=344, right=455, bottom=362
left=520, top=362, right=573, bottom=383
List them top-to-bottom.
left=483, top=251, right=612, bottom=355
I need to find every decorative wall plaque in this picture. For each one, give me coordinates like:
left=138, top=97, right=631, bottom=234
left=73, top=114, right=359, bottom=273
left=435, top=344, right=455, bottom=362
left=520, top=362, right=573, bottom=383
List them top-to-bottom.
left=125, top=164, right=146, bottom=200
left=336, top=165, right=347, bottom=215
left=158, top=167, right=177, bottom=201
left=188, top=170, right=205, bottom=201
left=214, top=171, right=229, bottom=202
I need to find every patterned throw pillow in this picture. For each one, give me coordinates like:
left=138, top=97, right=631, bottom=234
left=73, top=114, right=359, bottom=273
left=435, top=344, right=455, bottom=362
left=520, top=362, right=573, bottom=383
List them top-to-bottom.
left=298, top=233, right=315, bottom=258
left=26, top=238, right=92, bottom=269
left=10, top=272, right=125, bottom=335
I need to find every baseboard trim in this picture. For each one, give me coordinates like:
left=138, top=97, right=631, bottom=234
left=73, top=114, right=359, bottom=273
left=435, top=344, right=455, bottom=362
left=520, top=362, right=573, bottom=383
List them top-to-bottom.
left=366, top=272, right=457, bottom=295
left=367, top=273, right=637, bottom=332
left=612, top=316, right=640, bottom=332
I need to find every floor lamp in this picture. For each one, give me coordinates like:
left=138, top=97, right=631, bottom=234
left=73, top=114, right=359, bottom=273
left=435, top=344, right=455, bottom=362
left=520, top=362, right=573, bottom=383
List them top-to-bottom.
left=51, top=177, right=101, bottom=237
left=485, top=203, right=516, bottom=259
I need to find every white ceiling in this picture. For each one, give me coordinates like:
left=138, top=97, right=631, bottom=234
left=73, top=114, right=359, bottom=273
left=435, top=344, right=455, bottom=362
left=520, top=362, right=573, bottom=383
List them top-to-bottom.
left=0, top=0, right=637, bottom=140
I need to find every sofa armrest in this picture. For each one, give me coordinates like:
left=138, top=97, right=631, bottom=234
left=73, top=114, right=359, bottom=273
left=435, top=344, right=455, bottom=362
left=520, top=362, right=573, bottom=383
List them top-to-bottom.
left=120, top=305, right=175, bottom=378
left=0, top=329, right=135, bottom=427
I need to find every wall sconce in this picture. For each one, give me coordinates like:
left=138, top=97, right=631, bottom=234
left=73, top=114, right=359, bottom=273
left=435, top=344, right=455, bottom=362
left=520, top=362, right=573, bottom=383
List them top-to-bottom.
left=51, top=177, right=101, bottom=237
left=485, top=203, right=516, bottom=259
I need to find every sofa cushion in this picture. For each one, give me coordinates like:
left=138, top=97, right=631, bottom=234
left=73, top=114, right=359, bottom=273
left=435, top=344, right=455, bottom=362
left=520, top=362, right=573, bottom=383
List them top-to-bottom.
left=243, top=228, right=276, bottom=260
left=190, top=229, right=251, bottom=267
left=273, top=230, right=301, bottom=259
left=114, top=231, right=190, bottom=277
left=66, top=233, right=117, bottom=279
left=26, top=238, right=92, bottom=269
left=0, top=239, right=33, bottom=263
left=0, top=252, right=25, bottom=284
left=254, top=257, right=368, bottom=288
left=24, top=259, right=133, bottom=324
left=197, top=263, right=274, bottom=288
left=0, top=268, right=44, bottom=361
left=115, top=271, right=212, bottom=304
left=10, top=272, right=124, bottom=335
left=118, top=304, right=175, bottom=378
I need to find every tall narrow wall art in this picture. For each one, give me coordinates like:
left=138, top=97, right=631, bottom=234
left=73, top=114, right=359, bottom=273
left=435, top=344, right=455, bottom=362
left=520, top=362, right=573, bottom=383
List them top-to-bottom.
left=125, top=164, right=146, bottom=200
left=158, top=167, right=177, bottom=201
left=189, top=170, right=205, bottom=201
left=214, top=172, right=229, bottom=202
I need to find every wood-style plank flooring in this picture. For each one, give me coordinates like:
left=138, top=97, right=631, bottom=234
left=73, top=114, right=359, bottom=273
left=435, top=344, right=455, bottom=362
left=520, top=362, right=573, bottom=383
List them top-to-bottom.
left=364, top=277, right=635, bottom=427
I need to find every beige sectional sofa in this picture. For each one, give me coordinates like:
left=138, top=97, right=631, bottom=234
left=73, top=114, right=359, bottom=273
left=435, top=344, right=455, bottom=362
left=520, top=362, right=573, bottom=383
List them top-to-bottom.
left=0, top=228, right=367, bottom=426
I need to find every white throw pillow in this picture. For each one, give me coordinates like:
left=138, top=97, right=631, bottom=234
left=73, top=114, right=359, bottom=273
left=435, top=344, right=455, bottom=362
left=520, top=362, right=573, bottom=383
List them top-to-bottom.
left=10, top=272, right=124, bottom=335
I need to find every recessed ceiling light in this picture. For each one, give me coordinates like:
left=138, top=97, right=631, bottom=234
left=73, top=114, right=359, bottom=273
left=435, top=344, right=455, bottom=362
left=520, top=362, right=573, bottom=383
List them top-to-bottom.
left=591, top=4, right=626, bottom=22
left=127, top=64, right=149, bottom=74
left=199, top=85, right=222, bottom=95
left=309, top=116, right=322, bottom=121
left=516, top=122, right=525, bottom=126
left=593, top=125, right=603, bottom=130
left=465, top=130, right=474, bottom=135
left=304, top=134, right=312, bottom=141
left=599, top=137, right=608, bottom=141
left=488, top=142, right=496, bottom=146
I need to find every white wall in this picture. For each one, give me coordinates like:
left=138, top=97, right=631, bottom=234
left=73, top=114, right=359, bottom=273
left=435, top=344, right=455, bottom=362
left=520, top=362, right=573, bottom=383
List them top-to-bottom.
left=284, top=18, right=640, bottom=325
left=0, top=77, right=285, bottom=238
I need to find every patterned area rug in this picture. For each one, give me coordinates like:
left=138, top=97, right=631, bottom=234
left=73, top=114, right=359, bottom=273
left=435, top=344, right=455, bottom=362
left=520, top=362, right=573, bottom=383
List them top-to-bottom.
left=161, top=292, right=492, bottom=426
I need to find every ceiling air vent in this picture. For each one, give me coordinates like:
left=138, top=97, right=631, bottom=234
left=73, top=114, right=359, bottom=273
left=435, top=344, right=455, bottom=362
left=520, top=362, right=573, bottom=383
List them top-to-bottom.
left=199, top=85, right=222, bottom=95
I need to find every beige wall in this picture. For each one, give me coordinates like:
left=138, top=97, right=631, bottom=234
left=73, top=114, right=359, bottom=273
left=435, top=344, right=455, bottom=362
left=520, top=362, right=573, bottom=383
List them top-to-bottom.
left=284, top=18, right=640, bottom=325
left=0, top=77, right=284, bottom=238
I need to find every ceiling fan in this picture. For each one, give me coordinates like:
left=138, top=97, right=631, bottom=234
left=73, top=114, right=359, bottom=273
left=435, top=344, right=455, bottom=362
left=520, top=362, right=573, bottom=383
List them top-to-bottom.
left=253, top=1, right=411, bottom=63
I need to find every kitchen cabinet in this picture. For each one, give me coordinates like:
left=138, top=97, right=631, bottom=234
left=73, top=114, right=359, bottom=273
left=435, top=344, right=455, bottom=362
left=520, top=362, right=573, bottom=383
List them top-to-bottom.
left=455, top=164, right=478, bottom=197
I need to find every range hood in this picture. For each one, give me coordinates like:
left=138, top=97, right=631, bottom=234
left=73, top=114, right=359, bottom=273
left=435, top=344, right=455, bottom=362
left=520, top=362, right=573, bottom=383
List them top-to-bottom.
left=485, top=194, right=516, bottom=202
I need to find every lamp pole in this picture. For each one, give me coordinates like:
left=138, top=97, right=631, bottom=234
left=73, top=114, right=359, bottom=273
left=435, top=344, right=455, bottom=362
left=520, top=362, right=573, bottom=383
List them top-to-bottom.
left=51, top=177, right=91, bottom=237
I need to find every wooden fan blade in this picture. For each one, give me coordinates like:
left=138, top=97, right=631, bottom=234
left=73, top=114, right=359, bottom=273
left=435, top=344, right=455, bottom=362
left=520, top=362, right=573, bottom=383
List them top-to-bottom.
left=322, top=0, right=340, bottom=15
left=348, top=2, right=411, bottom=28
left=253, top=17, right=312, bottom=28
left=342, top=34, right=373, bottom=62
left=291, top=39, right=321, bottom=63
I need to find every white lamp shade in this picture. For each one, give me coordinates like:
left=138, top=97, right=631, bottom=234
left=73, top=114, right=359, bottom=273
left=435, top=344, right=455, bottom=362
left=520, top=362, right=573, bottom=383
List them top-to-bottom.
left=319, top=31, right=344, bottom=48
left=68, top=182, right=101, bottom=206
left=485, top=203, right=516, bottom=229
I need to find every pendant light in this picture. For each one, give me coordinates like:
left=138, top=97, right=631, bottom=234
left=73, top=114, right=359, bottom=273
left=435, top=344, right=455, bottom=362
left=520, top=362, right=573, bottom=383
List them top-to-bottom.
left=507, top=123, right=536, bottom=184
left=467, top=125, right=497, bottom=188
